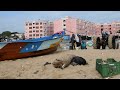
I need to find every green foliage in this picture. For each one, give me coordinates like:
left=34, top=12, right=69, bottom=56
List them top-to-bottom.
left=2, top=31, right=11, bottom=38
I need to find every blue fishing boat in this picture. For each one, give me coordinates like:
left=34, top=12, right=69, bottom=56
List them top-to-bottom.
left=0, top=31, right=65, bottom=61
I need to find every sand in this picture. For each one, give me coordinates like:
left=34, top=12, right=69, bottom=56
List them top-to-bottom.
left=0, top=47, right=120, bottom=79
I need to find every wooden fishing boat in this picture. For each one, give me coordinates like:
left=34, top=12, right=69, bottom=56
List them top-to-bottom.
left=0, top=31, right=65, bottom=61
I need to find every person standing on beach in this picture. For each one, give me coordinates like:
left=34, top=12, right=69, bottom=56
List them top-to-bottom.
left=101, top=29, right=107, bottom=39
left=70, top=34, right=76, bottom=50
left=75, top=34, right=79, bottom=47
left=77, top=34, right=82, bottom=47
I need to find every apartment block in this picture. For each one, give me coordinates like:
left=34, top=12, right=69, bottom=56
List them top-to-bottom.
left=54, top=16, right=95, bottom=36
left=25, top=17, right=120, bottom=39
left=25, top=20, right=54, bottom=39
left=94, top=22, right=120, bottom=36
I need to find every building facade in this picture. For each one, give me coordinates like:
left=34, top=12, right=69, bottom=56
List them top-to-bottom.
left=54, top=16, right=95, bottom=36
left=25, top=17, right=120, bottom=39
left=76, top=19, right=96, bottom=36
left=25, top=20, right=54, bottom=39
left=111, top=21, right=120, bottom=35
left=94, top=22, right=120, bottom=36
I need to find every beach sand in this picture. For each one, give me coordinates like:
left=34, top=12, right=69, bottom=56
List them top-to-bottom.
left=0, top=47, right=120, bottom=79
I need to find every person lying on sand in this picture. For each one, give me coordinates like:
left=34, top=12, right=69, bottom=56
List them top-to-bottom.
left=52, top=54, right=88, bottom=69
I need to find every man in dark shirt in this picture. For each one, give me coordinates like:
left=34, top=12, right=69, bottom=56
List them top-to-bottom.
left=69, top=34, right=76, bottom=50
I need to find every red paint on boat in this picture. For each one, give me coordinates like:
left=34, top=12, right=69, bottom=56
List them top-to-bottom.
left=0, top=42, right=59, bottom=61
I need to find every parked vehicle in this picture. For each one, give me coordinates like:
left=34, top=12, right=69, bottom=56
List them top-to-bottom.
left=93, top=31, right=119, bottom=49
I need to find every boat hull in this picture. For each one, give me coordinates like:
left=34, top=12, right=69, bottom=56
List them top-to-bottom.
left=0, top=38, right=62, bottom=61
left=0, top=46, right=58, bottom=61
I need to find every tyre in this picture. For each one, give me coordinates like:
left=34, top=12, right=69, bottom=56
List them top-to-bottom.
left=108, top=35, right=113, bottom=49
left=93, top=36, right=101, bottom=49
left=112, top=36, right=116, bottom=49
left=96, top=37, right=101, bottom=49
left=101, top=39, right=106, bottom=49
left=115, top=39, right=119, bottom=49
left=116, top=43, right=119, bottom=49
left=102, top=45, right=106, bottom=49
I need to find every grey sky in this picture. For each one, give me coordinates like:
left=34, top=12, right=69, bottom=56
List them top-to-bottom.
left=0, top=11, right=120, bottom=33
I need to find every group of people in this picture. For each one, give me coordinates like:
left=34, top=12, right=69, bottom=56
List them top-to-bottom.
left=69, top=30, right=113, bottom=50
left=69, top=34, right=83, bottom=50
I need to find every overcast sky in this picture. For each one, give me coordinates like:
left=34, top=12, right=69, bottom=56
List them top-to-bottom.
left=0, top=11, right=120, bottom=33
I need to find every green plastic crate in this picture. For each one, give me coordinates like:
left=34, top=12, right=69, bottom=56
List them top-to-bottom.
left=96, top=58, right=120, bottom=78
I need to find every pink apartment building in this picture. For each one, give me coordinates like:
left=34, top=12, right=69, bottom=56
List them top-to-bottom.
left=54, top=16, right=95, bottom=37
left=25, top=17, right=120, bottom=39
left=77, top=19, right=96, bottom=36
left=25, top=20, right=54, bottom=39
left=111, top=21, right=120, bottom=35
left=94, top=22, right=120, bottom=36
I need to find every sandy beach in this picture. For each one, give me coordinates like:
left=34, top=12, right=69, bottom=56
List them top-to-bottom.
left=0, top=46, right=119, bottom=79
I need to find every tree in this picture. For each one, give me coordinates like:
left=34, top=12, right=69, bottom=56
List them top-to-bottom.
left=2, top=31, right=11, bottom=38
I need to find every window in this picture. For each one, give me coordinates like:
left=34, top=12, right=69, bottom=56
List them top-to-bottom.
left=63, top=20, right=66, bottom=22
left=40, top=22, right=42, bottom=25
left=26, top=23, right=28, bottom=26
left=29, top=23, right=32, bottom=25
left=33, top=23, right=35, bottom=25
left=36, top=23, right=39, bottom=25
left=44, top=23, right=46, bottom=25
left=63, top=24, right=66, bottom=26
left=117, top=24, right=120, bottom=26
left=101, top=25, right=103, bottom=27
left=109, top=25, right=111, bottom=26
left=36, top=26, right=39, bottom=29
left=40, top=26, right=42, bottom=28
left=29, top=27, right=32, bottom=29
left=33, top=27, right=35, bottom=28
left=109, top=28, right=111, bottom=30
left=101, top=29, right=103, bottom=30
left=33, top=30, right=35, bottom=32
left=36, top=30, right=39, bottom=32
left=40, top=30, right=42, bottom=32
left=29, top=31, right=32, bottom=33
left=29, top=34, right=32, bottom=37
left=33, top=34, right=35, bottom=36
left=36, top=34, right=39, bottom=36
left=40, top=34, right=43, bottom=36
